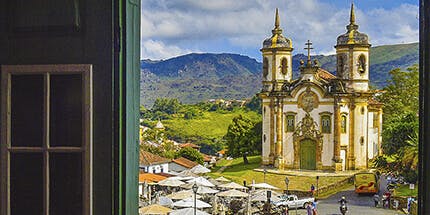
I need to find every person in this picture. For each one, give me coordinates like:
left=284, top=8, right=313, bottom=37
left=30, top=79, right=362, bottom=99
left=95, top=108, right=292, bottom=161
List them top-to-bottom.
left=310, top=184, right=315, bottom=196
left=373, top=193, right=379, bottom=207
left=338, top=196, right=348, bottom=214
left=407, top=196, right=413, bottom=213
left=312, top=199, right=318, bottom=215
left=306, top=202, right=313, bottom=215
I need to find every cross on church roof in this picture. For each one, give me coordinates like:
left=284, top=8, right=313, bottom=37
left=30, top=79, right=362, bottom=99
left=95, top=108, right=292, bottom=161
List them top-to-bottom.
left=304, top=40, right=313, bottom=64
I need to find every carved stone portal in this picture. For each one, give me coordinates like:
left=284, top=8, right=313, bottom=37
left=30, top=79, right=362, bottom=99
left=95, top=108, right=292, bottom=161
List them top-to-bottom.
left=293, top=113, right=323, bottom=170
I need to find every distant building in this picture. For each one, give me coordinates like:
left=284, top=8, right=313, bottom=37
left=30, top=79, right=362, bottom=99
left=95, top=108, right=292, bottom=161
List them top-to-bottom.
left=259, top=5, right=382, bottom=171
left=179, top=142, right=201, bottom=151
left=140, top=151, right=171, bottom=173
left=169, top=157, right=198, bottom=172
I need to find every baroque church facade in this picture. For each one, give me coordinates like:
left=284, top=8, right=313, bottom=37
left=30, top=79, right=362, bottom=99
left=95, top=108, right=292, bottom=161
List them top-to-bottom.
left=259, top=4, right=383, bottom=171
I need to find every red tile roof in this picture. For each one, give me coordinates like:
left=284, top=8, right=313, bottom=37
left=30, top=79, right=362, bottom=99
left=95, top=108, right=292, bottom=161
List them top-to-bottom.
left=316, top=68, right=336, bottom=80
left=180, top=143, right=201, bottom=149
left=140, top=151, right=171, bottom=166
left=201, top=153, right=213, bottom=162
left=171, top=157, right=198, bottom=169
left=139, top=173, right=167, bottom=183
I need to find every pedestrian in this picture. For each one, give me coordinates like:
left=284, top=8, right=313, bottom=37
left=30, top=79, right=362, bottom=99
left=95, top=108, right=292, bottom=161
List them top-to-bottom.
left=310, top=184, right=315, bottom=196
left=373, top=193, right=379, bottom=207
left=407, top=196, right=413, bottom=213
left=312, top=199, right=318, bottom=215
left=306, top=202, right=313, bottom=215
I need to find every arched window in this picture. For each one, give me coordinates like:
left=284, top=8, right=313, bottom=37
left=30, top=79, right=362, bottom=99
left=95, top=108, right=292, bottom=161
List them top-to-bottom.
left=358, top=54, right=366, bottom=74
left=337, top=55, right=344, bottom=77
left=263, top=57, right=269, bottom=78
left=281, top=58, right=288, bottom=75
left=286, top=114, right=295, bottom=132
left=321, top=115, right=331, bottom=133
left=341, top=115, right=347, bottom=133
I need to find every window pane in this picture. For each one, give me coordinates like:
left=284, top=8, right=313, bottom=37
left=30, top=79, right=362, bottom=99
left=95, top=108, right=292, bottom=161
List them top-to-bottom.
left=50, top=74, right=82, bottom=147
left=11, top=75, right=44, bottom=147
left=10, top=153, right=43, bottom=215
left=49, top=153, right=82, bottom=215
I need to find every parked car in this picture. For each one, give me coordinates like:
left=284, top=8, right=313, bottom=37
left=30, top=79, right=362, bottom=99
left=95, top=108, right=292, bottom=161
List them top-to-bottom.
left=274, top=194, right=315, bottom=209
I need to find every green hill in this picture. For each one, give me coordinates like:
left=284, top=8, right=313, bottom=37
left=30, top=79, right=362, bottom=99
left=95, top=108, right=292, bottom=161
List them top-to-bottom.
left=140, top=43, right=418, bottom=107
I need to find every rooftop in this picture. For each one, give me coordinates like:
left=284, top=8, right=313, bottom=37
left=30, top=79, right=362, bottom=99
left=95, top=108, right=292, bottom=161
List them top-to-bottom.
left=140, top=151, right=171, bottom=166
left=171, top=157, right=198, bottom=169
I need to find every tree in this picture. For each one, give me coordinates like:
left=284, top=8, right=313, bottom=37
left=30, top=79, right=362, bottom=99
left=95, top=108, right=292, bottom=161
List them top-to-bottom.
left=372, top=65, right=419, bottom=183
left=378, top=65, right=418, bottom=119
left=152, top=98, right=182, bottom=115
left=224, top=115, right=261, bottom=164
left=177, top=147, right=204, bottom=165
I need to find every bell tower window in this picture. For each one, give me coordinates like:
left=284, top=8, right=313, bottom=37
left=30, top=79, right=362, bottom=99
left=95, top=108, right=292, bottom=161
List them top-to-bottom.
left=358, top=54, right=366, bottom=74
left=263, top=57, right=269, bottom=78
left=281, top=58, right=288, bottom=75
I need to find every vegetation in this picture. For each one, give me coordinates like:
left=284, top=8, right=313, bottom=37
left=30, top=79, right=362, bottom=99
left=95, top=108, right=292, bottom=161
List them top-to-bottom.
left=372, top=65, right=419, bottom=183
left=140, top=98, right=261, bottom=155
left=224, top=115, right=261, bottom=164
left=177, top=147, right=204, bottom=165
left=208, top=156, right=350, bottom=192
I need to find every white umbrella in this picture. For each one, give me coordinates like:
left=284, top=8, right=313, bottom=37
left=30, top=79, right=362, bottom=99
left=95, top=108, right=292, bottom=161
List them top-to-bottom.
left=190, top=164, right=211, bottom=174
left=177, top=170, right=199, bottom=178
left=215, top=176, right=230, bottom=182
left=186, top=177, right=215, bottom=187
left=158, top=178, right=185, bottom=187
left=208, top=178, right=223, bottom=186
left=218, top=182, right=247, bottom=190
left=250, top=183, right=280, bottom=190
left=197, top=186, right=219, bottom=194
left=216, top=189, right=248, bottom=198
left=253, top=189, right=283, bottom=197
left=166, top=190, right=201, bottom=200
left=251, top=191, right=281, bottom=202
left=158, top=196, right=174, bottom=207
left=172, top=197, right=212, bottom=208
left=139, top=204, right=172, bottom=215
left=169, top=208, right=210, bottom=215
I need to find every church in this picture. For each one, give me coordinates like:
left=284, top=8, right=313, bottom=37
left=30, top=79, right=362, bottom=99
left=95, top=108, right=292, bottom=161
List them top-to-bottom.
left=259, top=4, right=383, bottom=171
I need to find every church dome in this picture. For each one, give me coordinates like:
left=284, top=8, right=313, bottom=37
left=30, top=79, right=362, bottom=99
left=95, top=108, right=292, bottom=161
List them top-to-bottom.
left=336, top=3, right=369, bottom=46
left=262, top=8, right=292, bottom=49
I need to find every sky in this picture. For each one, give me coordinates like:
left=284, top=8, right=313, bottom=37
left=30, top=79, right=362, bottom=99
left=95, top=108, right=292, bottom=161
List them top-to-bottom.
left=141, top=0, right=419, bottom=61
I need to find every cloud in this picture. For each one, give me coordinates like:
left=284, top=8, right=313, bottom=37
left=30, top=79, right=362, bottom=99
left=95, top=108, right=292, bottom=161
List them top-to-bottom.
left=141, top=0, right=419, bottom=60
left=141, top=40, right=200, bottom=60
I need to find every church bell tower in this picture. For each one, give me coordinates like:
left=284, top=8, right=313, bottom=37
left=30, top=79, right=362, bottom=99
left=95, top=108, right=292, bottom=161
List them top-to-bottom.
left=335, top=3, right=371, bottom=92
left=261, top=8, right=293, bottom=92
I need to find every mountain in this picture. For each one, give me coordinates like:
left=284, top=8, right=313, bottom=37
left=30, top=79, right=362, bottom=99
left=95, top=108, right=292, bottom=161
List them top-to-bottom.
left=140, top=43, right=418, bottom=107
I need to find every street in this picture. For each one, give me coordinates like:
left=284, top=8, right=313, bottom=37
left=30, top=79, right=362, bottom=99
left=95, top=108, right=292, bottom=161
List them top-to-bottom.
left=285, top=181, right=401, bottom=215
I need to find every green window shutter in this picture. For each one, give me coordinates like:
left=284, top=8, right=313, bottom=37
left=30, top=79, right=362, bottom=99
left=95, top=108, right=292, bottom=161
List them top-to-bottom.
left=286, top=115, right=295, bottom=132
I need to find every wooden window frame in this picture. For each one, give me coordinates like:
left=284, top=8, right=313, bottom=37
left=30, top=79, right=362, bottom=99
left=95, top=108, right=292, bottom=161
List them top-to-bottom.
left=0, top=64, right=93, bottom=215
left=321, top=115, right=331, bottom=134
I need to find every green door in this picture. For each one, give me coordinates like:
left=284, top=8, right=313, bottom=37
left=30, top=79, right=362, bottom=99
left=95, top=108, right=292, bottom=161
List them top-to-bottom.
left=300, top=139, right=316, bottom=170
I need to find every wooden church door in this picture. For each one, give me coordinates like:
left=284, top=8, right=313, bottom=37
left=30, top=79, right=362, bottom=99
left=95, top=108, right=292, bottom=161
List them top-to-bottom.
left=300, top=139, right=316, bottom=170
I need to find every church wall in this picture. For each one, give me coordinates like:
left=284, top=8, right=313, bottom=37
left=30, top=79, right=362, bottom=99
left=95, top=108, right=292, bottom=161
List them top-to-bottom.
left=262, top=101, right=272, bottom=164
left=282, top=104, right=297, bottom=166
left=354, top=104, right=369, bottom=169
left=340, top=105, right=350, bottom=147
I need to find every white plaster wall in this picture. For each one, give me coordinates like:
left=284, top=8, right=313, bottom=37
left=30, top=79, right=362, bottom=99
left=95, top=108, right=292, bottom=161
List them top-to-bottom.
left=262, top=102, right=272, bottom=163
left=340, top=105, right=350, bottom=147
left=354, top=105, right=368, bottom=168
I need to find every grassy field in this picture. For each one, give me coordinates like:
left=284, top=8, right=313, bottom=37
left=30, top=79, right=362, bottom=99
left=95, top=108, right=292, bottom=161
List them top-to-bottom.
left=163, top=109, right=261, bottom=139
left=208, top=156, right=350, bottom=193
left=393, top=184, right=418, bottom=197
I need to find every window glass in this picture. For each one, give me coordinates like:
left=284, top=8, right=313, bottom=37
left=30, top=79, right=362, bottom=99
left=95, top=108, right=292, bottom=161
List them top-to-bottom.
left=50, top=74, right=83, bottom=147
left=11, top=75, right=44, bottom=147
left=286, top=115, right=295, bottom=132
left=321, top=115, right=331, bottom=133
left=341, top=115, right=347, bottom=133
left=10, top=153, right=44, bottom=215
left=50, top=153, right=83, bottom=215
